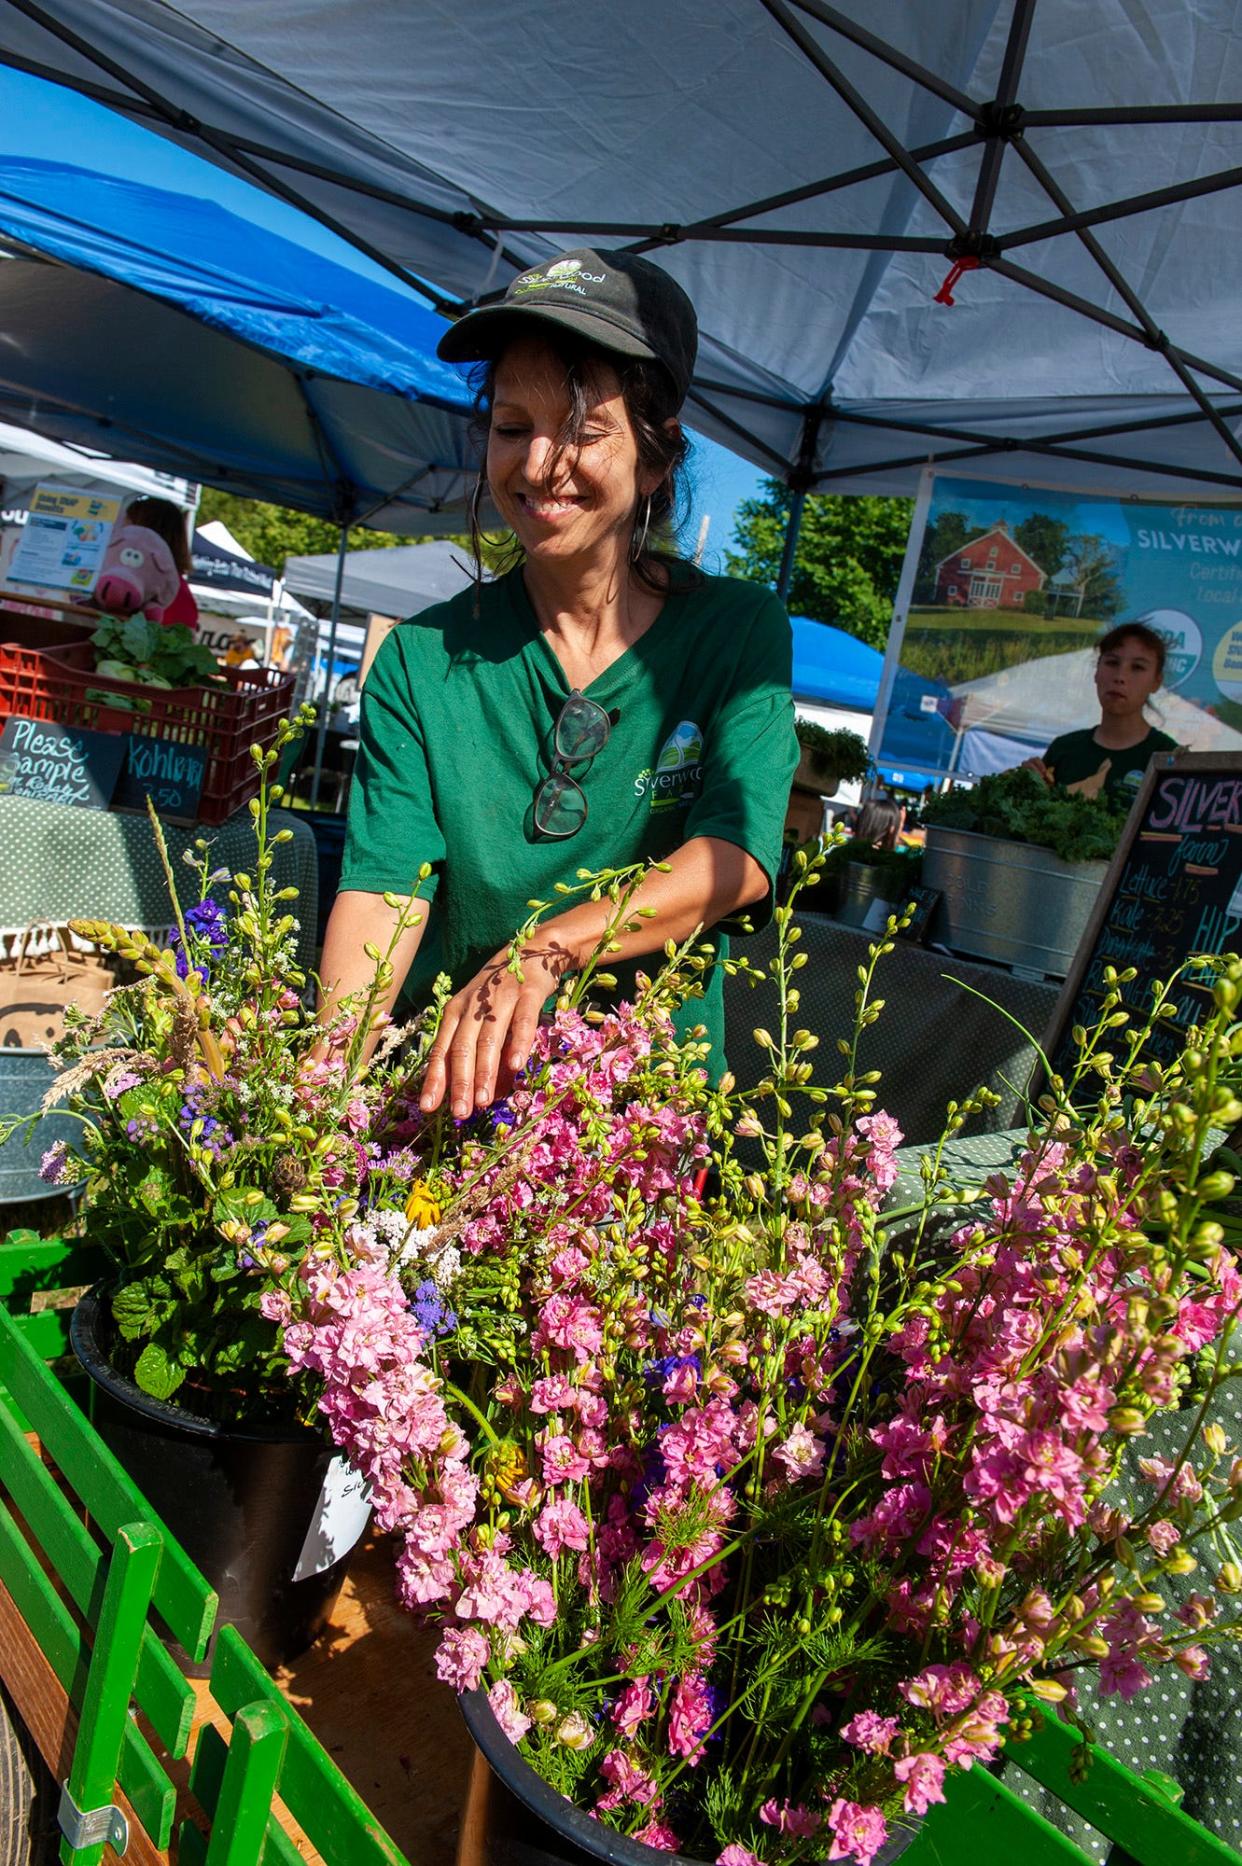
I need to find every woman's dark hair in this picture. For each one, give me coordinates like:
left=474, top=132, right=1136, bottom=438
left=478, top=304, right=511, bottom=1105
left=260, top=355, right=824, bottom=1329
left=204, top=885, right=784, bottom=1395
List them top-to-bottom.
left=467, top=330, right=694, bottom=593
left=124, top=496, right=191, bottom=577
left=1096, top=621, right=1167, bottom=683
left=853, top=796, right=905, bottom=852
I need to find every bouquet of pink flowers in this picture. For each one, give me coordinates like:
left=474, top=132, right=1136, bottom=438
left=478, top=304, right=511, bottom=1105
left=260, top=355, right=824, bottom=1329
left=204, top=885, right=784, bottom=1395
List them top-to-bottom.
left=263, top=854, right=1242, bottom=1865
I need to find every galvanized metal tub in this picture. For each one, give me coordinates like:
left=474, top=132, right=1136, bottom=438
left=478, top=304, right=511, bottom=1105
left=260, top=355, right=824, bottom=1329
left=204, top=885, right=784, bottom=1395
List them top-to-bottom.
left=921, top=827, right=1107, bottom=978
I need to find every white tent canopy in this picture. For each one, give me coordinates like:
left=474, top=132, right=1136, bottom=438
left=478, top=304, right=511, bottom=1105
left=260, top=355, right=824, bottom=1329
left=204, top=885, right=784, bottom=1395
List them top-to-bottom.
left=9, top=1, right=1242, bottom=501
left=0, top=417, right=193, bottom=515
left=281, top=540, right=476, bottom=621
left=952, top=649, right=1242, bottom=751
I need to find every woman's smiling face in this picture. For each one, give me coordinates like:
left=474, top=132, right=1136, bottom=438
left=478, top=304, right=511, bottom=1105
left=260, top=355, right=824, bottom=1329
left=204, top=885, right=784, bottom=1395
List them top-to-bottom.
left=487, top=335, right=650, bottom=570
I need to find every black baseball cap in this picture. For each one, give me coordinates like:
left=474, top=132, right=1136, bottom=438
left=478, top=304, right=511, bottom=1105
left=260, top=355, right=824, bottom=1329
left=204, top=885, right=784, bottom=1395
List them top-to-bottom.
left=437, top=247, right=698, bottom=405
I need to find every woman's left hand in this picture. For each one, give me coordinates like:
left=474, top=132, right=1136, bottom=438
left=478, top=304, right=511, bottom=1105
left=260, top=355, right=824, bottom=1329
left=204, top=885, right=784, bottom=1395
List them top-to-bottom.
left=419, top=942, right=572, bottom=1118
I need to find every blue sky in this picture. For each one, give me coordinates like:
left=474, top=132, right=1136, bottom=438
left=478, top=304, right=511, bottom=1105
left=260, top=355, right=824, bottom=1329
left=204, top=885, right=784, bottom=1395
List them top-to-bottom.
left=0, top=65, right=768, bottom=553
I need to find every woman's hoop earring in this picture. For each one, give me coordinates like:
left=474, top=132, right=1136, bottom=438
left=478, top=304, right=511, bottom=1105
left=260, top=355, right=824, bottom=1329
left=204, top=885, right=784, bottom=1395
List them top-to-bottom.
left=631, top=494, right=653, bottom=564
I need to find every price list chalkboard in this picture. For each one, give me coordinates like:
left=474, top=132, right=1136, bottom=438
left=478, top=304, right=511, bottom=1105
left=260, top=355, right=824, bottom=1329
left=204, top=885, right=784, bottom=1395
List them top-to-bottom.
left=1047, top=753, right=1242, bottom=1079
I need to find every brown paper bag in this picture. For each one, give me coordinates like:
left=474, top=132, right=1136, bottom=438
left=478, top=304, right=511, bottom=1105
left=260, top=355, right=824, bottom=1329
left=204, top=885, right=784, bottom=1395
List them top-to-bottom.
left=0, top=930, right=119, bottom=1051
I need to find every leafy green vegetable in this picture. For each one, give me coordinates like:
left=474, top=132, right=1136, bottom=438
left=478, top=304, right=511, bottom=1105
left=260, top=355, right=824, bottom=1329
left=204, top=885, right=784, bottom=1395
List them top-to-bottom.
left=91, top=616, right=222, bottom=690
left=794, top=719, right=870, bottom=784
left=922, top=766, right=1127, bottom=862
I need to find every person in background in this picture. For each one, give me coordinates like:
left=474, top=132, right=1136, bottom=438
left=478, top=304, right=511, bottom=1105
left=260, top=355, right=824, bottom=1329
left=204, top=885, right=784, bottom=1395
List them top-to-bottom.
left=123, top=496, right=198, bottom=628
left=1027, top=622, right=1177, bottom=802
left=851, top=795, right=905, bottom=851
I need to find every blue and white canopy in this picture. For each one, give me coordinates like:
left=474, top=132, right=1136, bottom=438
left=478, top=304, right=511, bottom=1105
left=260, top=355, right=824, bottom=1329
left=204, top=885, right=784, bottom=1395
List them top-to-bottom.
left=5, top=0, right=1241, bottom=500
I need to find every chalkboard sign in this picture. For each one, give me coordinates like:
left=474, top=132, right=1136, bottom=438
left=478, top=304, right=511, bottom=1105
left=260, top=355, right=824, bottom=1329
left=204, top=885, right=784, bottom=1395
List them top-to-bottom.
left=0, top=715, right=124, bottom=808
left=112, top=734, right=207, bottom=824
left=1045, top=752, right=1242, bottom=1080
left=896, top=884, right=942, bottom=945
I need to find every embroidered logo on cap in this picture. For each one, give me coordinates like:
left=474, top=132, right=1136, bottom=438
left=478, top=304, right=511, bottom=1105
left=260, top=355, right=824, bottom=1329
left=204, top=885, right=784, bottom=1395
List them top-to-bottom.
left=514, top=257, right=608, bottom=299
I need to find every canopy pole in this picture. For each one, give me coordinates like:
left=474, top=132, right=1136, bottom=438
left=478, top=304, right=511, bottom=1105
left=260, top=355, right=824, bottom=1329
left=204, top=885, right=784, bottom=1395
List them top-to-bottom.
left=775, top=491, right=805, bottom=603
left=309, top=522, right=349, bottom=810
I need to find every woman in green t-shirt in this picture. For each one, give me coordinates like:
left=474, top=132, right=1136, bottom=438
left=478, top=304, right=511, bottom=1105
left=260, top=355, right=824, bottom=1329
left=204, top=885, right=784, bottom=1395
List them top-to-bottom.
left=320, top=248, right=797, bottom=1117
left=1028, top=621, right=1177, bottom=802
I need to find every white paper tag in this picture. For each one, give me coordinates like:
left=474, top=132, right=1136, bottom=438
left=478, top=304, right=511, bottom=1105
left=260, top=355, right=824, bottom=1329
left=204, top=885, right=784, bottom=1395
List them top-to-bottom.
left=292, top=1455, right=372, bottom=1582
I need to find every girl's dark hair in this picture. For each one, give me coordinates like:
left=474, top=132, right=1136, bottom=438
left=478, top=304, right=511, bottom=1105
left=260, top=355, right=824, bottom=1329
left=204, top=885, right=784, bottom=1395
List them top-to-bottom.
left=467, top=330, right=693, bottom=593
left=124, top=496, right=191, bottom=577
left=1096, top=621, right=1167, bottom=683
left=853, top=796, right=904, bottom=852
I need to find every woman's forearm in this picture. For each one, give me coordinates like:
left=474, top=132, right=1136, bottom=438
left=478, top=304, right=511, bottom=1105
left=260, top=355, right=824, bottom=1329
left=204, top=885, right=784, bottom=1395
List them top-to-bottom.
left=528, top=835, right=769, bottom=978
left=317, top=888, right=431, bottom=1032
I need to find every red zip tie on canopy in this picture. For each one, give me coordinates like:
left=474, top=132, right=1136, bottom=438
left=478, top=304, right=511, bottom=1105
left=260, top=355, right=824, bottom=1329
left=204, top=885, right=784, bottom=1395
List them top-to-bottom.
left=933, top=254, right=980, bottom=306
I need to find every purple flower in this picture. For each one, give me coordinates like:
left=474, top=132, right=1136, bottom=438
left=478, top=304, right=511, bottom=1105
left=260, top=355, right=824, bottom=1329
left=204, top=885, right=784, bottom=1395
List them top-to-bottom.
left=171, top=897, right=229, bottom=980
left=39, top=1140, right=69, bottom=1184
left=411, top=1279, right=457, bottom=1338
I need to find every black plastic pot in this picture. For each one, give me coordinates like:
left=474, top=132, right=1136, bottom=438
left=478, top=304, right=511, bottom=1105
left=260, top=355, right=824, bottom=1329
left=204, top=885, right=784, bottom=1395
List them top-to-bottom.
left=71, top=1286, right=358, bottom=1673
left=459, top=1691, right=920, bottom=1866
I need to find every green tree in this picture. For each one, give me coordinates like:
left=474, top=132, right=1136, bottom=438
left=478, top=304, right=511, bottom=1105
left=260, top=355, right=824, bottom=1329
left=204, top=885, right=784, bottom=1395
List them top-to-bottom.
left=724, top=480, right=913, bottom=648
left=195, top=488, right=416, bottom=575
left=914, top=510, right=971, bottom=603
left=1014, top=512, right=1069, bottom=582
left=1062, top=531, right=1124, bottom=618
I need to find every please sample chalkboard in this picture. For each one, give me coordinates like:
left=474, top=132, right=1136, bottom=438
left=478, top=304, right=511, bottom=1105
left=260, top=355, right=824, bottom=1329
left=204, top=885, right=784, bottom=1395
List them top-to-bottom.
left=0, top=715, right=125, bottom=809
left=111, top=734, right=207, bottom=824
left=1046, top=752, right=1242, bottom=1080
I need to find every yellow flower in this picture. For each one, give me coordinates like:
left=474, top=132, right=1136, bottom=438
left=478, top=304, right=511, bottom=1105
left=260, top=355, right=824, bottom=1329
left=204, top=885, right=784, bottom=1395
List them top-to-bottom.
left=405, top=1180, right=442, bottom=1227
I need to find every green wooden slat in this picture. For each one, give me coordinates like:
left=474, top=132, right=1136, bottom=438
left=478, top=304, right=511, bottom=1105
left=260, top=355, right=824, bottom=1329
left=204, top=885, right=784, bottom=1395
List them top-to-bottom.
left=0, top=1232, right=108, bottom=1301
left=0, top=1304, right=216, bottom=1659
left=11, top=1307, right=74, bottom=1363
left=0, top=1389, right=195, bottom=1757
left=0, top=1500, right=175, bottom=1849
left=62, top=1521, right=162, bottom=1866
left=210, top=1627, right=411, bottom=1866
left=203, top=1702, right=290, bottom=1866
left=1008, top=1713, right=1241, bottom=1866
left=188, top=1721, right=305, bottom=1866
left=903, top=1756, right=1093, bottom=1864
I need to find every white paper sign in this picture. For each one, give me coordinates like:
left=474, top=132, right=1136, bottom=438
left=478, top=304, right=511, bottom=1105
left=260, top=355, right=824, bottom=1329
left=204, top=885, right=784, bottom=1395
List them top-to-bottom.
left=7, top=482, right=120, bottom=593
left=292, top=1454, right=372, bottom=1582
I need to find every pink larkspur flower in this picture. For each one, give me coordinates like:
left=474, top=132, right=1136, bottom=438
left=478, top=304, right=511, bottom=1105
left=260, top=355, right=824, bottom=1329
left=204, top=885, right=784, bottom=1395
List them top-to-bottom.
left=772, top=1422, right=825, bottom=1483
left=534, top=1497, right=590, bottom=1560
left=434, top=1625, right=490, bottom=1692
left=667, top=1671, right=713, bottom=1764
left=612, top=1676, right=655, bottom=1736
left=488, top=1679, right=531, bottom=1744
left=840, top=1710, right=899, bottom=1755
left=894, top=1752, right=947, bottom=1816
left=759, top=1799, right=821, bottom=1838
left=826, top=1799, right=888, bottom=1865
left=633, top=1820, right=681, bottom=1853
left=718, top=1850, right=765, bottom=1866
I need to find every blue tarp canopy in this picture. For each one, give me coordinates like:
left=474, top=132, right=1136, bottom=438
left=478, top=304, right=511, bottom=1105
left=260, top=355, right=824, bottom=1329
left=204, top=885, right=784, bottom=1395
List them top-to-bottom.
left=8, top=1, right=1242, bottom=502
left=0, top=150, right=477, bottom=529
left=791, top=617, right=953, bottom=781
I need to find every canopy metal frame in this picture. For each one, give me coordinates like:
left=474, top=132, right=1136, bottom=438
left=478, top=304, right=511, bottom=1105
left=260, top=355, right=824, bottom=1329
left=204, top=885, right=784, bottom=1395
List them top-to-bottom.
left=4, top=0, right=1242, bottom=502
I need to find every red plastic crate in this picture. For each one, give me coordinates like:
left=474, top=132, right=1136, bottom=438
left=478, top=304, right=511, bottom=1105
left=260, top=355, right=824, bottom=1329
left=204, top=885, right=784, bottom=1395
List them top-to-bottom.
left=0, top=638, right=296, bottom=825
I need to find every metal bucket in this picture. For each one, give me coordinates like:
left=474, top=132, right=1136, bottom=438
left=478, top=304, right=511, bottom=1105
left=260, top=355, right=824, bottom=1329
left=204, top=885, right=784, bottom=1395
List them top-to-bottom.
left=921, top=827, right=1106, bottom=978
left=836, top=860, right=894, bottom=929
left=0, top=1050, right=77, bottom=1205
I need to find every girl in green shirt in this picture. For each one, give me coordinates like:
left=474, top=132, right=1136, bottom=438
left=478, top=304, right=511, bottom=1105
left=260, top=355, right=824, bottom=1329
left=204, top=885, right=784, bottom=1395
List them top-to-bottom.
left=321, top=248, right=798, bottom=1117
left=1029, top=621, right=1177, bottom=802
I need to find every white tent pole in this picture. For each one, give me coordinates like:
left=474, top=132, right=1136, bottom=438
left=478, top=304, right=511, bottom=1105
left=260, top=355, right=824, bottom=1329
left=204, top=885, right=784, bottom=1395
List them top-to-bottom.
left=867, top=466, right=935, bottom=768
left=775, top=490, right=805, bottom=602
left=309, top=521, right=349, bottom=810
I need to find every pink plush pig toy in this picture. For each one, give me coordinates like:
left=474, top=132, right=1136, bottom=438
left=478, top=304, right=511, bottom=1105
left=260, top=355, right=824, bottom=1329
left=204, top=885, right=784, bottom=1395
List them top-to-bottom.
left=93, top=525, right=181, bottom=621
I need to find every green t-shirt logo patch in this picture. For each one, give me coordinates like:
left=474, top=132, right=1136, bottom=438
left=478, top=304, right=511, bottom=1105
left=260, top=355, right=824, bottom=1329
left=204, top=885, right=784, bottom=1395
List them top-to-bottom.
left=635, top=720, right=705, bottom=811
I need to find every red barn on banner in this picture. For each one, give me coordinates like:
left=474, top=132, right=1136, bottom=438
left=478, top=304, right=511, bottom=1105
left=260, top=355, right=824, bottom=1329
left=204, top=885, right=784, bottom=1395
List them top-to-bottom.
left=934, top=521, right=1046, bottom=610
